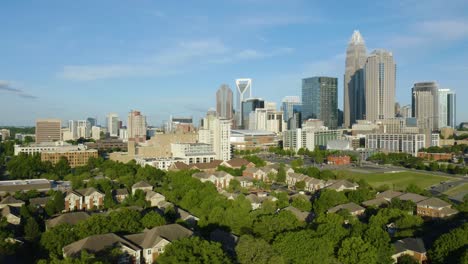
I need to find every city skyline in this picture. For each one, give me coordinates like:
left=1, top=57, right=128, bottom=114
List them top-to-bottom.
left=1, top=1, right=468, bottom=126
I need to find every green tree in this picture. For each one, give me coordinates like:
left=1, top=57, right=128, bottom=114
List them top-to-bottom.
left=55, top=157, right=71, bottom=177
left=290, top=159, right=304, bottom=168
left=276, top=165, right=286, bottom=183
left=294, top=180, right=305, bottom=190
left=347, top=188, right=375, bottom=204
left=312, top=189, right=348, bottom=214
left=103, top=190, right=116, bottom=209
left=291, top=195, right=311, bottom=211
left=252, top=210, right=303, bottom=242
left=141, top=211, right=166, bottom=229
left=24, top=217, right=41, bottom=241
left=428, top=223, right=468, bottom=264
left=40, top=224, right=78, bottom=258
left=273, top=230, right=335, bottom=264
left=236, top=235, right=283, bottom=264
left=157, top=237, right=231, bottom=264
left=337, top=237, right=378, bottom=264
left=397, top=254, right=419, bottom=264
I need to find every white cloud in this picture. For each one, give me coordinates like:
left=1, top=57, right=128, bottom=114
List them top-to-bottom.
left=59, top=39, right=293, bottom=81
left=0, top=80, right=38, bottom=99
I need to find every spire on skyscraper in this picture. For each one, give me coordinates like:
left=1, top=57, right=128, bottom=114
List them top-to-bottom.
left=349, top=30, right=365, bottom=44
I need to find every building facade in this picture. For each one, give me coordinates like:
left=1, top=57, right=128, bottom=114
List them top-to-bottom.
left=344, top=30, right=367, bottom=128
left=364, top=49, right=396, bottom=122
left=302, top=76, right=338, bottom=129
left=235, top=78, right=252, bottom=127
left=412, top=82, right=439, bottom=131
left=216, top=84, right=234, bottom=120
left=438, top=88, right=456, bottom=129
left=241, top=98, right=264, bottom=129
left=128, top=110, right=147, bottom=142
left=107, top=113, right=120, bottom=137
left=36, top=119, right=62, bottom=143
left=365, top=133, right=425, bottom=156
left=171, top=143, right=216, bottom=164
left=41, top=149, right=98, bottom=167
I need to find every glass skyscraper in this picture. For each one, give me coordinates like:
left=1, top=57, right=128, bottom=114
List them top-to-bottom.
left=302, top=77, right=338, bottom=129
left=241, top=98, right=264, bottom=129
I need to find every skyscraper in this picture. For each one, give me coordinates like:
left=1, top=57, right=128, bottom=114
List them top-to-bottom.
left=344, top=30, right=367, bottom=127
left=364, top=49, right=396, bottom=121
left=302, top=77, right=338, bottom=129
left=235, top=78, right=252, bottom=126
left=412, top=82, right=439, bottom=131
left=216, top=84, right=234, bottom=120
left=438, top=89, right=456, bottom=129
left=281, top=96, right=301, bottom=123
left=242, top=98, right=264, bottom=129
left=127, top=110, right=147, bottom=142
left=107, top=113, right=120, bottom=137
left=87, top=117, right=97, bottom=127
left=36, top=119, right=61, bottom=143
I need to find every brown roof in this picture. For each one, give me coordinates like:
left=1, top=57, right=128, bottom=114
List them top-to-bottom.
left=225, top=158, right=252, bottom=168
left=171, top=162, right=189, bottom=170
left=326, top=180, right=358, bottom=190
left=132, top=181, right=152, bottom=188
left=75, top=187, right=103, bottom=197
left=114, top=188, right=129, bottom=196
left=376, top=190, right=404, bottom=200
left=397, top=193, right=428, bottom=203
left=0, top=196, right=25, bottom=206
left=29, top=196, right=51, bottom=207
left=362, top=197, right=390, bottom=207
left=416, top=197, right=451, bottom=208
left=328, top=202, right=365, bottom=214
left=283, top=206, right=310, bottom=222
left=46, top=212, right=90, bottom=229
left=124, top=224, right=193, bottom=249
left=63, top=233, right=140, bottom=257
left=393, top=238, right=426, bottom=254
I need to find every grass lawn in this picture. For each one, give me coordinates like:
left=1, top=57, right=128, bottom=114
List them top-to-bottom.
left=334, top=170, right=454, bottom=191
left=443, top=183, right=468, bottom=197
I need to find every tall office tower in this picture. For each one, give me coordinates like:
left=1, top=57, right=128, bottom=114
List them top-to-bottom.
left=344, top=30, right=367, bottom=127
left=364, top=49, right=396, bottom=122
left=302, top=77, right=338, bottom=129
left=235, top=78, right=252, bottom=126
left=412, top=82, right=439, bottom=131
left=216, top=84, right=234, bottom=119
left=438, top=89, right=456, bottom=129
left=281, top=96, right=301, bottom=123
left=242, top=98, right=264, bottom=129
left=395, top=102, right=401, bottom=117
left=288, top=105, right=302, bottom=130
left=400, top=105, right=412, bottom=119
left=127, top=110, right=147, bottom=142
left=107, top=113, right=120, bottom=137
left=87, top=117, right=97, bottom=127
left=36, top=119, right=61, bottom=143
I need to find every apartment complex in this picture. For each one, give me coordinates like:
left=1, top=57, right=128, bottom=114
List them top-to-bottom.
left=41, top=149, right=98, bottom=167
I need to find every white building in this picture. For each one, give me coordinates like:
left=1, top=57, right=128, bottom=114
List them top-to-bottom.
left=412, top=82, right=439, bottom=131
left=438, top=88, right=456, bottom=129
left=249, top=108, right=283, bottom=133
left=107, top=113, right=120, bottom=137
left=199, top=114, right=231, bottom=161
left=67, top=120, right=91, bottom=140
left=91, top=126, right=101, bottom=141
left=283, top=127, right=344, bottom=152
left=119, top=128, right=128, bottom=142
left=365, top=133, right=430, bottom=156
left=14, top=141, right=85, bottom=156
left=171, top=143, right=216, bottom=164
left=135, top=157, right=184, bottom=171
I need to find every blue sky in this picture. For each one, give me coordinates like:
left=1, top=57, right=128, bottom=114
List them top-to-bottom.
left=1, top=0, right=467, bottom=126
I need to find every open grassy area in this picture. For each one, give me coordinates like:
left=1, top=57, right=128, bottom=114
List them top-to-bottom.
left=334, top=170, right=454, bottom=191
left=443, top=183, right=468, bottom=197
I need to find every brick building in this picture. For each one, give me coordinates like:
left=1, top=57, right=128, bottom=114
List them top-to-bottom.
left=41, top=149, right=98, bottom=167
left=327, top=155, right=351, bottom=165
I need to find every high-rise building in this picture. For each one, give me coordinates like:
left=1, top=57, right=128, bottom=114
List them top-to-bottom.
left=344, top=30, right=367, bottom=127
left=364, top=49, right=396, bottom=122
left=302, top=77, right=338, bottom=129
left=235, top=78, right=252, bottom=126
left=412, top=82, right=439, bottom=131
left=216, top=84, right=234, bottom=120
left=438, top=89, right=456, bottom=129
left=281, top=96, right=301, bottom=124
left=241, top=98, right=264, bottom=129
left=395, top=102, right=401, bottom=117
left=400, top=105, right=412, bottom=119
left=127, top=110, right=147, bottom=142
left=107, top=113, right=120, bottom=137
left=199, top=114, right=232, bottom=161
left=87, top=117, right=97, bottom=127
left=36, top=119, right=62, bottom=143
left=67, top=120, right=91, bottom=140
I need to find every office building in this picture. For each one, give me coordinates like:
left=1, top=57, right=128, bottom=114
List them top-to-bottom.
left=344, top=30, right=367, bottom=127
left=364, top=49, right=396, bottom=121
left=302, top=77, right=338, bottom=129
left=235, top=78, right=252, bottom=126
left=412, top=82, right=439, bottom=131
left=216, top=84, right=234, bottom=120
left=438, top=89, right=456, bottom=129
left=281, top=96, right=301, bottom=128
left=241, top=98, right=264, bottom=129
left=400, top=105, right=412, bottom=119
left=249, top=108, right=283, bottom=133
left=127, top=110, right=147, bottom=142
left=107, top=113, right=120, bottom=137
left=199, top=114, right=232, bottom=161
left=166, top=116, right=193, bottom=133
left=87, top=117, right=97, bottom=127
left=36, top=119, right=61, bottom=143
left=66, top=120, right=91, bottom=140
left=91, top=126, right=101, bottom=140
left=283, top=128, right=343, bottom=152
left=230, top=130, right=277, bottom=151
left=365, top=134, right=426, bottom=157
left=14, top=141, right=82, bottom=156
left=171, top=143, right=216, bottom=164
left=41, top=149, right=98, bottom=168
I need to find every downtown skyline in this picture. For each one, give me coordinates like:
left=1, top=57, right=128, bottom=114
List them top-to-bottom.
left=1, top=1, right=468, bottom=126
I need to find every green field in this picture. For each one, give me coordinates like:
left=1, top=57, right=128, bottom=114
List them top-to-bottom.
left=335, top=170, right=454, bottom=191
left=443, top=183, right=468, bottom=197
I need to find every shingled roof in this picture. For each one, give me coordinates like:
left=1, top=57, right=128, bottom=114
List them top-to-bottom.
left=132, top=181, right=152, bottom=188
left=0, top=196, right=25, bottom=206
left=416, top=197, right=451, bottom=208
left=328, top=202, right=365, bottom=214
left=45, top=212, right=90, bottom=229
left=124, top=224, right=193, bottom=249
left=63, top=233, right=140, bottom=257
left=393, top=238, right=426, bottom=254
